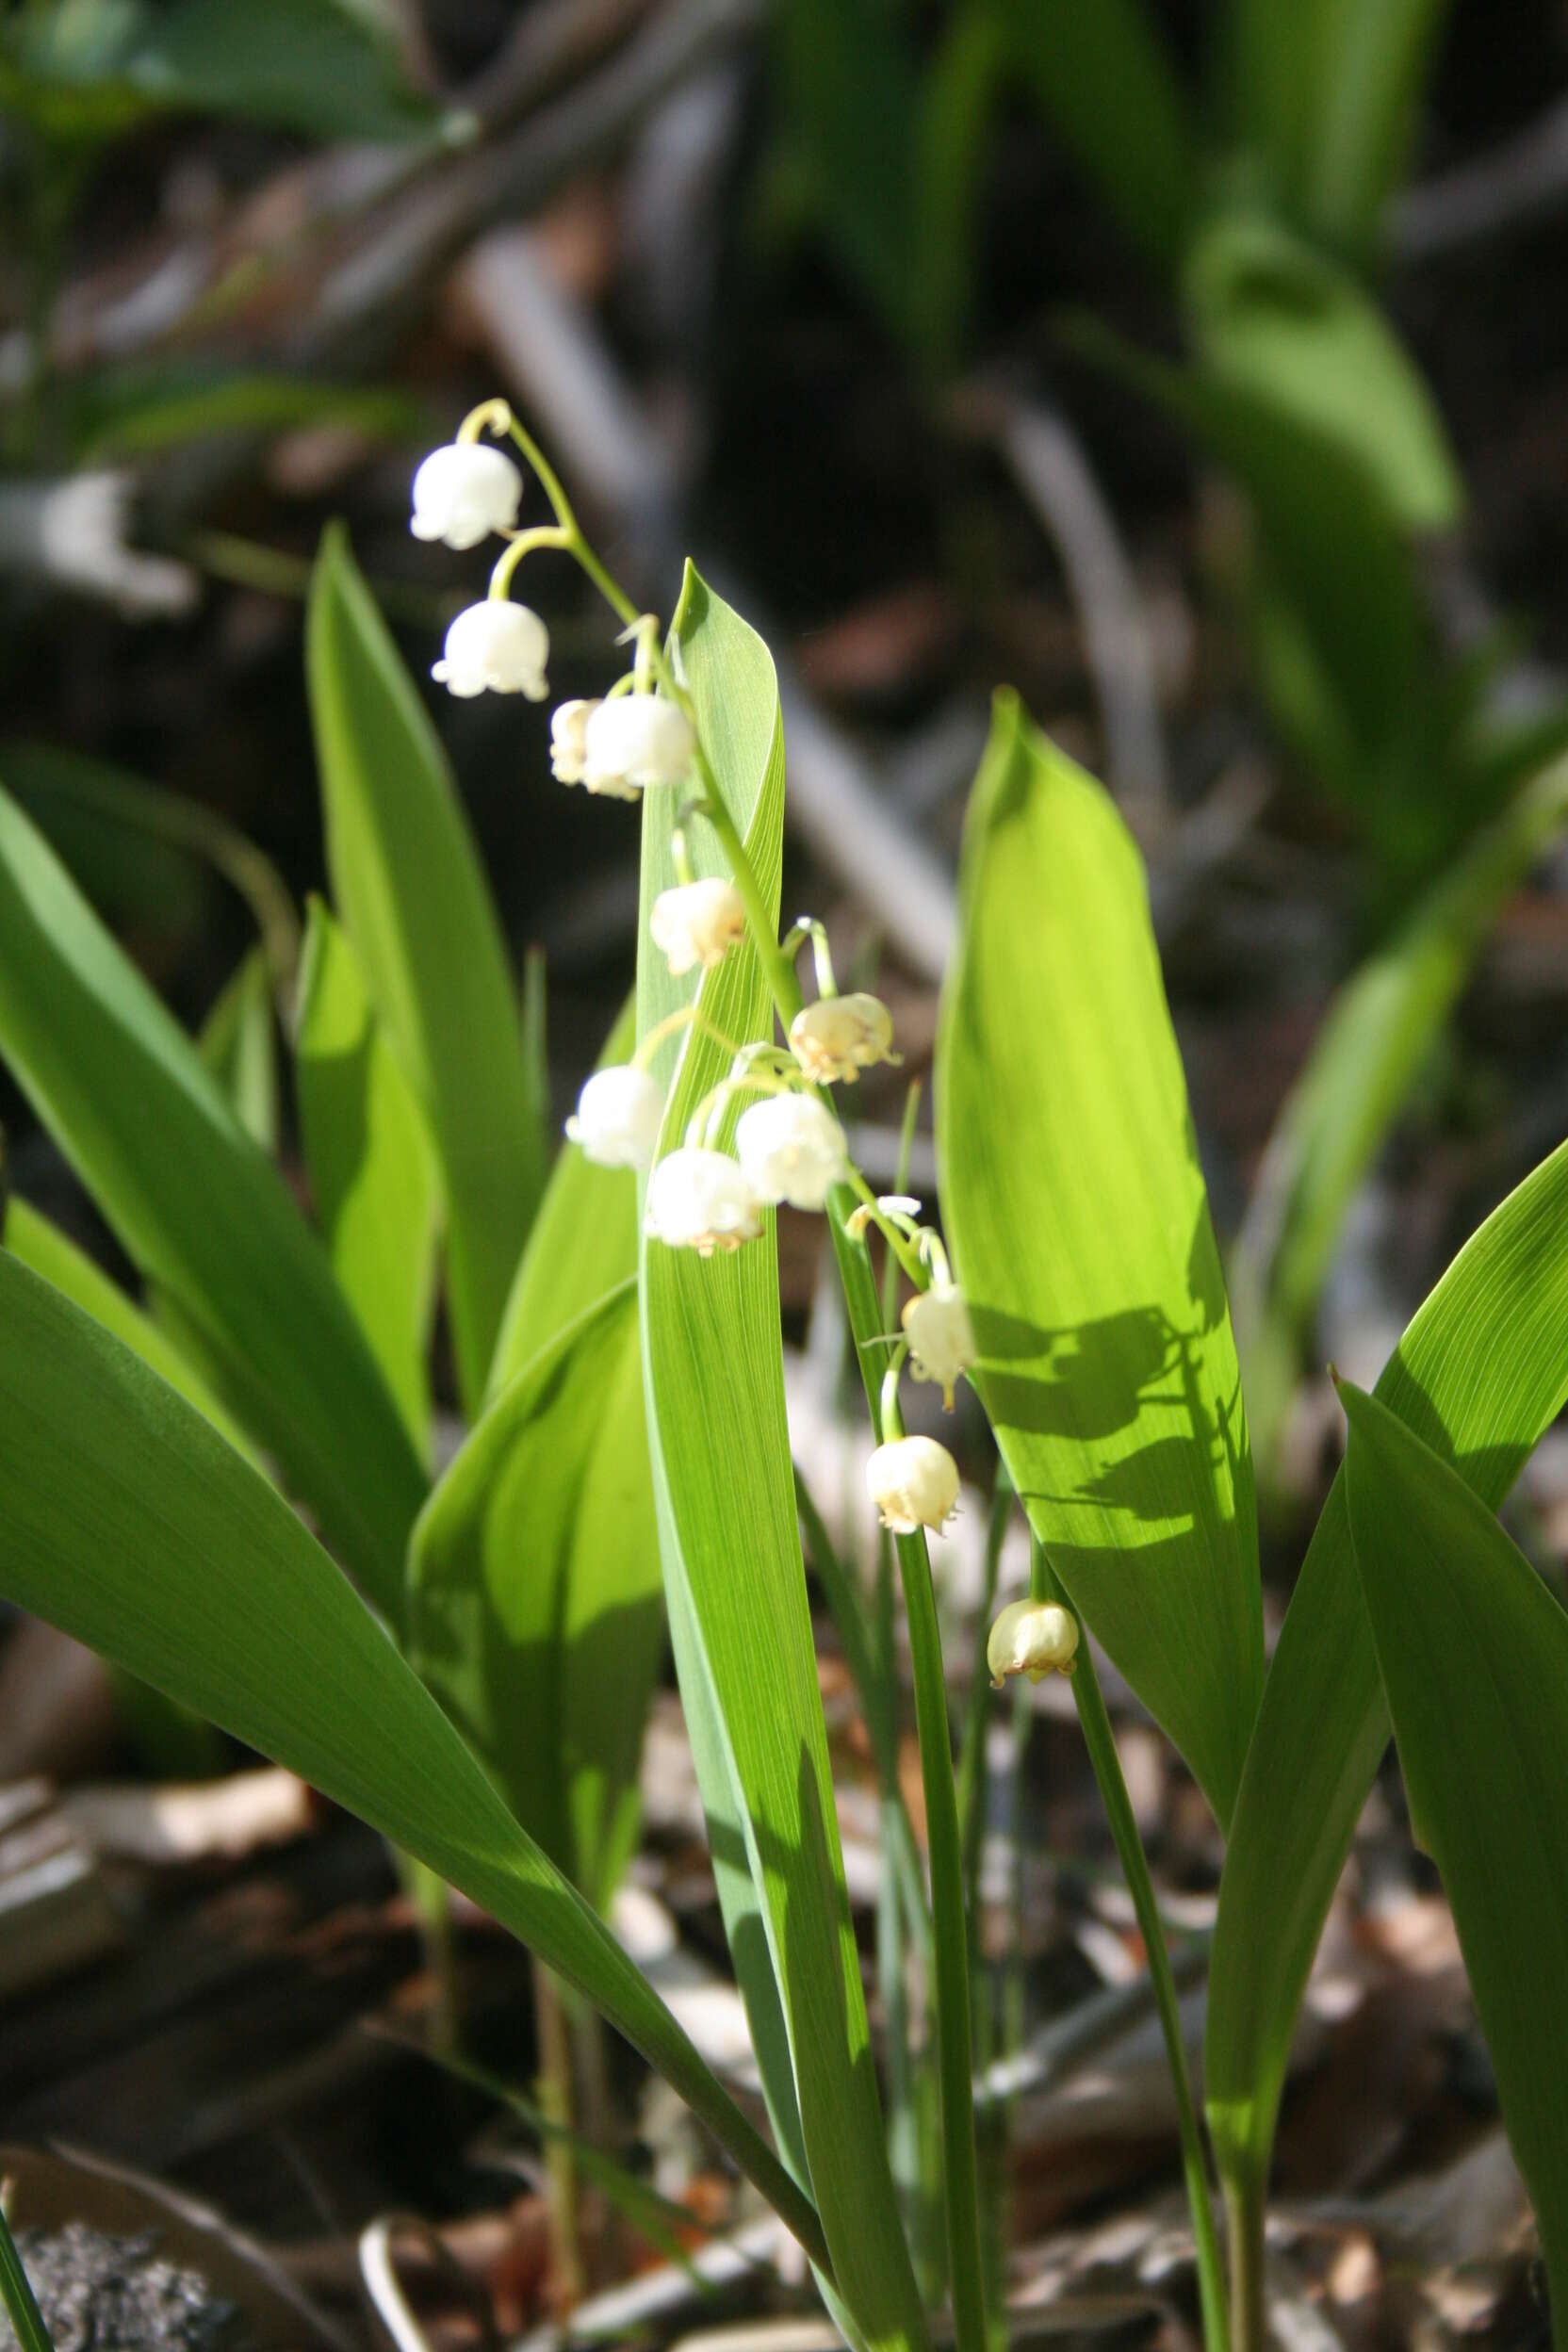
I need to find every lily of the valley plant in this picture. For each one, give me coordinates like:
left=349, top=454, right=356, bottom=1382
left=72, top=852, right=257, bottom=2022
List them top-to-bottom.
left=0, top=400, right=1566, bottom=2352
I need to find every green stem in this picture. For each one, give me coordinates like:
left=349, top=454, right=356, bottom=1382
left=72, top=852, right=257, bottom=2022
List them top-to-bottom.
left=693, top=774, right=804, bottom=1022
left=879, top=1384, right=987, bottom=2352
left=956, top=1464, right=1013, bottom=1917
left=1032, top=1546, right=1230, bottom=2352
left=534, top=1964, right=586, bottom=2308
left=1221, top=2164, right=1266, bottom=2352
left=0, top=2197, right=52, bottom=2352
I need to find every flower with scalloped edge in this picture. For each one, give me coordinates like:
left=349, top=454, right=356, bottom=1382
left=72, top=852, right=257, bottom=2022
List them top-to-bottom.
left=410, top=443, right=522, bottom=549
left=432, top=601, right=548, bottom=699
left=582, top=696, right=694, bottom=797
left=550, top=698, right=602, bottom=784
left=650, top=877, right=747, bottom=976
left=789, top=991, right=898, bottom=1086
left=564, top=1066, right=665, bottom=1170
left=734, top=1093, right=848, bottom=1211
left=645, top=1147, right=763, bottom=1255
left=902, top=1282, right=976, bottom=1410
left=865, top=1435, right=959, bottom=1535
left=987, top=1599, right=1079, bottom=1686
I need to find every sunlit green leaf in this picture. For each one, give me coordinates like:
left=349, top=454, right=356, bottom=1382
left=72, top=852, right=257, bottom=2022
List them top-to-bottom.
left=307, top=525, right=547, bottom=1415
left=638, top=567, right=925, bottom=2352
left=938, top=693, right=1262, bottom=1828
left=0, top=780, right=424, bottom=1614
left=294, top=900, right=440, bottom=1462
left=199, top=946, right=278, bottom=1153
left=1207, top=1138, right=1568, bottom=2217
left=2, top=1195, right=251, bottom=1460
left=0, top=1249, right=825, bottom=2275
left=409, top=1279, right=662, bottom=1913
left=1341, top=1380, right=1568, bottom=2297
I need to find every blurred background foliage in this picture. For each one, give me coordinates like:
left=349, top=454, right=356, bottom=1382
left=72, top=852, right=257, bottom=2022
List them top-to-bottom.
left=3, top=0, right=1568, bottom=1514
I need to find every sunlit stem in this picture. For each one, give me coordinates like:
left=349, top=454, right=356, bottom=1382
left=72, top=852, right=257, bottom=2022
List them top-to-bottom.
left=456, top=397, right=513, bottom=445
left=497, top=411, right=643, bottom=633
left=488, top=526, right=571, bottom=598
left=670, top=825, right=696, bottom=889
left=779, top=915, right=838, bottom=999
left=633, top=1003, right=739, bottom=1072
left=687, top=1067, right=794, bottom=1152
left=849, top=1170, right=927, bottom=1290
left=918, top=1229, right=955, bottom=1289
left=877, top=1377, right=988, bottom=2352
left=1032, top=1542, right=1231, bottom=2352
left=533, top=1964, right=585, bottom=2310
left=1222, top=2164, right=1266, bottom=2352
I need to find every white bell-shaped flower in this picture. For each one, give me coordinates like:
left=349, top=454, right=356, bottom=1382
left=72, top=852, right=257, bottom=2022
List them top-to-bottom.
left=410, top=442, right=522, bottom=549
left=432, top=601, right=549, bottom=699
left=582, top=695, right=694, bottom=797
left=550, top=698, right=602, bottom=785
left=650, top=878, right=747, bottom=976
left=789, top=991, right=898, bottom=1085
left=564, top=1065, right=665, bottom=1170
left=734, top=1094, right=848, bottom=1211
left=645, top=1147, right=763, bottom=1255
left=902, top=1282, right=976, bottom=1410
left=865, top=1435, right=959, bottom=1535
left=987, top=1599, right=1079, bottom=1687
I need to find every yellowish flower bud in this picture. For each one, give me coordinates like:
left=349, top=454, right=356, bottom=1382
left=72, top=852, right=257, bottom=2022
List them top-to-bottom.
left=650, top=877, right=747, bottom=975
left=788, top=991, right=899, bottom=1085
left=902, top=1283, right=975, bottom=1410
left=865, top=1435, right=959, bottom=1535
left=987, top=1599, right=1079, bottom=1687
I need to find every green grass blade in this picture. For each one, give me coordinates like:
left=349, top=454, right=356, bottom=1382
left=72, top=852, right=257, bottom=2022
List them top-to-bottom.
left=306, top=525, right=547, bottom=1413
left=639, top=565, right=926, bottom=2352
left=937, top=693, right=1262, bottom=1829
left=1234, top=752, right=1568, bottom=1464
left=0, top=781, right=425, bottom=1614
left=294, top=899, right=441, bottom=1462
left=199, top=945, right=279, bottom=1152
left=1206, top=1138, right=1568, bottom=2231
left=2, top=1195, right=253, bottom=1461
left=0, top=1249, right=827, bottom=2274
left=408, top=1279, right=662, bottom=1911
left=1340, top=1380, right=1568, bottom=2305
left=0, top=2198, right=53, bottom=2352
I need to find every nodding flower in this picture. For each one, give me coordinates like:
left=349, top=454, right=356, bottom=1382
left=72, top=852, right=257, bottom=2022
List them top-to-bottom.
left=410, top=443, right=522, bottom=549
left=431, top=601, right=548, bottom=700
left=582, top=696, right=695, bottom=797
left=550, top=698, right=602, bottom=785
left=650, top=877, right=747, bottom=976
left=788, top=992, right=899, bottom=1086
left=564, top=1066, right=666, bottom=1170
left=734, top=1094, right=850, bottom=1212
left=645, top=1147, right=764, bottom=1256
left=902, top=1283, right=976, bottom=1410
left=865, top=1435, right=960, bottom=1535
left=986, top=1599, right=1079, bottom=1687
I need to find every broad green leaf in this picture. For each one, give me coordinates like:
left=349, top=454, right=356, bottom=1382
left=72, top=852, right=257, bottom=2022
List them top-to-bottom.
left=4, top=0, right=444, bottom=144
left=999, top=0, right=1196, bottom=267
left=1217, top=0, right=1454, bottom=261
left=1184, top=212, right=1462, bottom=531
left=307, top=526, right=547, bottom=1414
left=639, top=567, right=924, bottom=2352
left=937, top=694, right=1262, bottom=1828
left=1, top=740, right=299, bottom=988
left=1234, top=751, right=1568, bottom=1464
left=0, top=781, right=424, bottom=1614
left=294, top=900, right=440, bottom=1462
left=199, top=946, right=278, bottom=1152
left=488, top=994, right=638, bottom=1395
left=1206, top=1138, right=1568, bottom=2211
left=2, top=1195, right=251, bottom=1460
left=0, top=1250, right=826, bottom=2276
left=408, top=1279, right=662, bottom=1913
left=1341, top=1382, right=1568, bottom=2297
